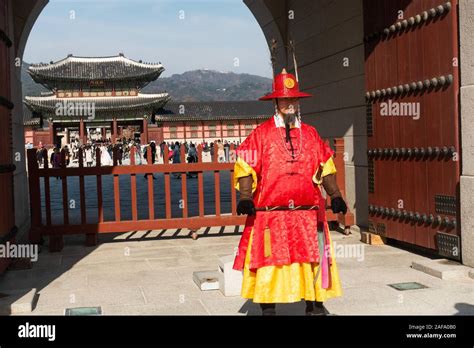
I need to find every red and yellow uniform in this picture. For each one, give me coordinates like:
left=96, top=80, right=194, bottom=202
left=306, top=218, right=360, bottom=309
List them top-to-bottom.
left=232, top=113, right=343, bottom=304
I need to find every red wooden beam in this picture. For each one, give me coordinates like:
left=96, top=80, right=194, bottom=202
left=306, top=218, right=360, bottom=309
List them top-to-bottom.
left=214, top=141, right=221, bottom=216
left=180, top=144, right=188, bottom=218
left=197, top=144, right=204, bottom=217
left=230, top=144, right=237, bottom=216
left=146, top=145, right=154, bottom=220
left=163, top=145, right=171, bottom=219
left=130, top=146, right=138, bottom=221
left=96, top=147, right=104, bottom=223
left=112, top=147, right=121, bottom=222
left=60, top=148, right=69, bottom=225
left=78, top=148, right=87, bottom=225
left=26, top=149, right=41, bottom=243
left=42, top=149, right=52, bottom=226
left=35, top=162, right=235, bottom=177
left=34, top=215, right=247, bottom=236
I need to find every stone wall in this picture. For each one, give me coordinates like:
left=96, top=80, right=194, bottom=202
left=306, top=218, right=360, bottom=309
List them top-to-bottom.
left=9, top=0, right=49, bottom=242
left=459, top=0, right=474, bottom=267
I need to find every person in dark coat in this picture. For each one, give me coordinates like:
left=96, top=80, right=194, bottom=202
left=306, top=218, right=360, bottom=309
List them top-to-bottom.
left=144, top=141, right=157, bottom=179
left=172, top=141, right=181, bottom=178
left=114, top=142, right=123, bottom=165
left=186, top=143, right=198, bottom=178
left=36, top=146, right=44, bottom=167
left=50, top=147, right=62, bottom=179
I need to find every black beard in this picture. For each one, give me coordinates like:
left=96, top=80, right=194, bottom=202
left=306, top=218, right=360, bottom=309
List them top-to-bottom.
left=283, top=113, right=297, bottom=125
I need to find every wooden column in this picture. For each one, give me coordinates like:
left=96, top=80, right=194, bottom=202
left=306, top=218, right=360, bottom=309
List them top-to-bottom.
left=112, top=117, right=118, bottom=143
left=79, top=118, right=86, bottom=145
left=142, top=118, right=149, bottom=144
left=49, top=120, right=54, bottom=146
left=238, top=120, right=242, bottom=142
left=183, top=121, right=186, bottom=142
left=201, top=121, right=205, bottom=142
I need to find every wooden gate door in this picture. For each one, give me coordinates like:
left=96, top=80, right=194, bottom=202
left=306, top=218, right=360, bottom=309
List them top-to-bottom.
left=0, top=0, right=15, bottom=273
left=363, top=0, right=461, bottom=259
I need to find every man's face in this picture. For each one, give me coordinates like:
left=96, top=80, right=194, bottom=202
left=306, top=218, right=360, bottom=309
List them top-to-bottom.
left=277, top=98, right=299, bottom=115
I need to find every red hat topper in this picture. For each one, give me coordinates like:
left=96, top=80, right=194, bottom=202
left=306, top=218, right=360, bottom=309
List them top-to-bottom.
left=259, top=68, right=312, bottom=101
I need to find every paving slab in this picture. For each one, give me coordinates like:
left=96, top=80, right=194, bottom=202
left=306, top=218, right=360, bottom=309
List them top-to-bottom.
left=0, top=228, right=471, bottom=316
left=101, top=299, right=210, bottom=315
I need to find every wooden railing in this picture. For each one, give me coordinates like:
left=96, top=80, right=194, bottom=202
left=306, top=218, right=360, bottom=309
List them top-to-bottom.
left=27, top=139, right=354, bottom=252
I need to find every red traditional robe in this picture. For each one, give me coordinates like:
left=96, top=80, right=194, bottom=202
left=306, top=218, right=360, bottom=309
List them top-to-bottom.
left=233, top=116, right=334, bottom=272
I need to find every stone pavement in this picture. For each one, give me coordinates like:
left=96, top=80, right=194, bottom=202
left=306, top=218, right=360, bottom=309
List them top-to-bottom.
left=0, top=227, right=472, bottom=315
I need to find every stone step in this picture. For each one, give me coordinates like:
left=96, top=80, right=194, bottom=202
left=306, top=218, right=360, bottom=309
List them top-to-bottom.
left=360, top=232, right=386, bottom=245
left=218, top=255, right=242, bottom=297
left=411, top=259, right=474, bottom=280
left=192, top=270, right=219, bottom=291
left=0, top=288, right=37, bottom=315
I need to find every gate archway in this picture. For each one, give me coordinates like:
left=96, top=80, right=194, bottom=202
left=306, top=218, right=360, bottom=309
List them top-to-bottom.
left=1, top=0, right=474, bottom=269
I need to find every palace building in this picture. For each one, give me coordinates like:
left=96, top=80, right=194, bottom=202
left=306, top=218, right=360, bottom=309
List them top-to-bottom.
left=24, top=53, right=170, bottom=146
left=23, top=55, right=274, bottom=147
left=154, top=101, right=273, bottom=144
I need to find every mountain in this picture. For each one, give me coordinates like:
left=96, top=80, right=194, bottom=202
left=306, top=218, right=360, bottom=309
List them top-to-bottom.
left=21, top=63, right=49, bottom=98
left=21, top=64, right=272, bottom=102
left=143, top=69, right=272, bottom=102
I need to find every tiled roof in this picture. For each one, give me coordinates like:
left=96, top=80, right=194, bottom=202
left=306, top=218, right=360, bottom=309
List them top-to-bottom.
left=28, top=54, right=164, bottom=84
left=24, top=93, right=170, bottom=114
left=154, top=101, right=273, bottom=121
left=23, top=108, right=41, bottom=127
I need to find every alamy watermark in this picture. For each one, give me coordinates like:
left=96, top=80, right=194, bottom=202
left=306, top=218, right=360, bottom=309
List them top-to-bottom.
left=55, top=100, right=96, bottom=120
left=380, top=100, right=420, bottom=120
left=235, top=149, right=258, bottom=167
left=0, top=242, right=38, bottom=262
left=330, top=242, right=365, bottom=261
left=18, top=322, right=55, bottom=341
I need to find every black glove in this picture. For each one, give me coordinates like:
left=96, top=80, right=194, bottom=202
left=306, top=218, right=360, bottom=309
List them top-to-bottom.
left=331, top=197, right=347, bottom=214
left=237, top=199, right=256, bottom=216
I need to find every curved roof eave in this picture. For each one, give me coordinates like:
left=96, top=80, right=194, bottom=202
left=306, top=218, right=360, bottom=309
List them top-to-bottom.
left=27, top=54, right=165, bottom=83
left=24, top=93, right=170, bottom=113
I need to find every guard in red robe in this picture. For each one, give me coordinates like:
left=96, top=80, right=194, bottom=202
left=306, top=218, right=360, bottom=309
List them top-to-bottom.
left=233, top=68, right=347, bottom=315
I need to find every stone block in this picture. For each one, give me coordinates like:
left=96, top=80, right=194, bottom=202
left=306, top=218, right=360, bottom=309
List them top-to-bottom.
left=460, top=0, right=474, bottom=87
left=460, top=86, right=474, bottom=176
left=461, top=175, right=474, bottom=267
left=361, top=232, right=386, bottom=245
left=218, top=255, right=243, bottom=297
left=411, top=259, right=473, bottom=280
left=193, top=270, right=219, bottom=291
left=0, top=288, right=37, bottom=314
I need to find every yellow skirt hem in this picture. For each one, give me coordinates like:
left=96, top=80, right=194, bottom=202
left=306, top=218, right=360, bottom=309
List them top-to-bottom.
left=241, top=230, right=343, bottom=303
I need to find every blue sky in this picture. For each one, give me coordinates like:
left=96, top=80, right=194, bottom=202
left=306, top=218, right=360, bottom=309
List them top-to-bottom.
left=23, top=0, right=273, bottom=78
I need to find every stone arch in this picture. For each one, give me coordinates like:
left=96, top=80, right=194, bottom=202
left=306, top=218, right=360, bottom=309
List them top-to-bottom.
left=4, top=0, right=367, bottom=247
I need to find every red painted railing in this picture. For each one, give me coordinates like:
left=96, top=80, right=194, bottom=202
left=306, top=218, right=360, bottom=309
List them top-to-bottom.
left=27, top=139, right=354, bottom=252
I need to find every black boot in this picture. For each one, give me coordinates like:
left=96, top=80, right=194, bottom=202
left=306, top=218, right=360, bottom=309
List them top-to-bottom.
left=305, top=300, right=326, bottom=315
left=260, top=303, right=276, bottom=316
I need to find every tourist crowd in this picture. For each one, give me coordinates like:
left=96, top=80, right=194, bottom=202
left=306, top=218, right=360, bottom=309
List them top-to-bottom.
left=30, top=137, right=241, bottom=170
